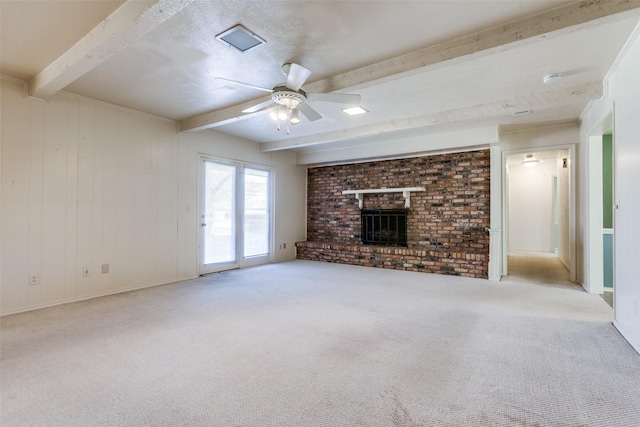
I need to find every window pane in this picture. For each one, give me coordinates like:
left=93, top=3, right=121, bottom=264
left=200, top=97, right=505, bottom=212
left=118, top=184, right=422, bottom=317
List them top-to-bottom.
left=204, top=162, right=236, bottom=264
left=244, top=168, right=269, bottom=257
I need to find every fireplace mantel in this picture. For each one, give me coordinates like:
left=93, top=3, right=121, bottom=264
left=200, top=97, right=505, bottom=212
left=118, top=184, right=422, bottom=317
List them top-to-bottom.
left=342, top=187, right=426, bottom=208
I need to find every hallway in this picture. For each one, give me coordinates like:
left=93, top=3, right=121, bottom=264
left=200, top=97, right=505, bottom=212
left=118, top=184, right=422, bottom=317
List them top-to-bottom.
left=504, top=251, right=614, bottom=308
left=504, top=251, right=574, bottom=287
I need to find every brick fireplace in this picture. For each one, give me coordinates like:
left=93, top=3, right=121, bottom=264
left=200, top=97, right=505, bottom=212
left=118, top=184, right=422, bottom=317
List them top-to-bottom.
left=296, top=150, right=491, bottom=278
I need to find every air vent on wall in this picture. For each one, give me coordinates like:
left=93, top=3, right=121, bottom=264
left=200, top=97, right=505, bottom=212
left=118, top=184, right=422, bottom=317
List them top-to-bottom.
left=216, top=24, right=265, bottom=52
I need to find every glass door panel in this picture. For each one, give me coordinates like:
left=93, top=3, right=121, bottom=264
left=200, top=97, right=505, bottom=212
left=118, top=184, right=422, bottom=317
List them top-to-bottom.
left=199, top=158, right=272, bottom=275
left=202, top=161, right=237, bottom=271
left=244, top=168, right=270, bottom=258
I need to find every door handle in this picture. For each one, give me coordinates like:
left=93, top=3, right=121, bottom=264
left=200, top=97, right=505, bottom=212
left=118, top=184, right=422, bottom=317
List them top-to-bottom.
left=201, top=223, right=207, bottom=227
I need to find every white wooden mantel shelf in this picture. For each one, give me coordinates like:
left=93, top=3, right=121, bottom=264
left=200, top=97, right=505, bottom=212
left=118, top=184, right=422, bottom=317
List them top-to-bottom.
left=342, top=187, right=426, bottom=209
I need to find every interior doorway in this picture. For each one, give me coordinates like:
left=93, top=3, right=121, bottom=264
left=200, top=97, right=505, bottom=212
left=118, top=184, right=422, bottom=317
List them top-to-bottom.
left=587, top=117, right=615, bottom=306
left=505, top=149, right=571, bottom=284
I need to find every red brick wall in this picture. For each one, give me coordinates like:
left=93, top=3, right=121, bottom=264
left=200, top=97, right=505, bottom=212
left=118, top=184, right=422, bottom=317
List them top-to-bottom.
left=299, top=150, right=491, bottom=278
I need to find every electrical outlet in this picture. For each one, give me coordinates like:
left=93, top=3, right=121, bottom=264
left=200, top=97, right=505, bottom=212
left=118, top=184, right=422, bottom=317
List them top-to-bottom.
left=102, top=264, right=110, bottom=274
left=82, top=267, right=90, bottom=277
left=30, top=274, right=39, bottom=285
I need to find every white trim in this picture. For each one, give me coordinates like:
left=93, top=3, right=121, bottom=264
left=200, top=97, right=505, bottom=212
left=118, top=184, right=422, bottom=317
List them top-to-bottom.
left=603, top=19, right=640, bottom=87
left=578, top=21, right=640, bottom=125
left=297, top=127, right=498, bottom=167
left=586, top=131, right=607, bottom=294
left=501, top=144, right=577, bottom=282
left=489, top=145, right=503, bottom=281
left=197, top=154, right=274, bottom=275
left=488, top=229, right=502, bottom=281
left=0, top=275, right=198, bottom=317
left=613, top=321, right=640, bottom=356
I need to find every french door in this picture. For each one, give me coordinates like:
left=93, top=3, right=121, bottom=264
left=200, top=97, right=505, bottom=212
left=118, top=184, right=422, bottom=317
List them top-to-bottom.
left=199, top=157, right=271, bottom=274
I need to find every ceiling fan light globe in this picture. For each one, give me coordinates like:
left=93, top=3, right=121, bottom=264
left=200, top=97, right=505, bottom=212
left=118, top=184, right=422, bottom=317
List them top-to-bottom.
left=277, top=105, right=288, bottom=121
left=290, top=108, right=301, bottom=125
left=269, top=110, right=278, bottom=121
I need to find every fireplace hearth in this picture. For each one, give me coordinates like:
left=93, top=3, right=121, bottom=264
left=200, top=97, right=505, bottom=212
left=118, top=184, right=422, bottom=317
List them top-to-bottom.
left=300, top=150, right=491, bottom=278
left=361, top=209, right=407, bottom=246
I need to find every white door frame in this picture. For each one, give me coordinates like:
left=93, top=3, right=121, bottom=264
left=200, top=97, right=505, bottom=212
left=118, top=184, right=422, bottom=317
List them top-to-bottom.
left=585, top=111, right=613, bottom=295
left=499, top=144, right=576, bottom=282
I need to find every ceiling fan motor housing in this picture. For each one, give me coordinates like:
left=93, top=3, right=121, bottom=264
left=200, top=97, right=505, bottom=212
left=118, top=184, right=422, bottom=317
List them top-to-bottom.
left=272, top=86, right=307, bottom=107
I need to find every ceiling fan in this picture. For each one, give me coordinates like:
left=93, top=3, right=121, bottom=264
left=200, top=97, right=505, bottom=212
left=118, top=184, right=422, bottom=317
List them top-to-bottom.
left=216, top=63, right=361, bottom=132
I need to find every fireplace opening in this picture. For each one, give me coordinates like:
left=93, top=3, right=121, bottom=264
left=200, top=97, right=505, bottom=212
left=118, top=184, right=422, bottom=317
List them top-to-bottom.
left=361, top=209, right=407, bottom=246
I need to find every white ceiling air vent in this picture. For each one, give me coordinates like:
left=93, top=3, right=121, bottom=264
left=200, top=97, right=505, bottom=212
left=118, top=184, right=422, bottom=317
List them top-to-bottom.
left=216, top=24, right=265, bottom=52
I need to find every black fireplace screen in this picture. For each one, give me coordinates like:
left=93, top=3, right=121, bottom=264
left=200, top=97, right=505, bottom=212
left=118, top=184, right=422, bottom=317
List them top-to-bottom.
left=361, top=209, right=407, bottom=246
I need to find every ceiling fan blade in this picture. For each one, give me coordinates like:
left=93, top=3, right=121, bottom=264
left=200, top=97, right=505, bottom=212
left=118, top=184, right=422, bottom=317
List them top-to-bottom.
left=285, top=63, right=312, bottom=91
left=215, top=77, right=273, bottom=93
left=307, top=92, right=361, bottom=105
left=242, top=99, right=275, bottom=113
left=298, top=103, right=322, bottom=122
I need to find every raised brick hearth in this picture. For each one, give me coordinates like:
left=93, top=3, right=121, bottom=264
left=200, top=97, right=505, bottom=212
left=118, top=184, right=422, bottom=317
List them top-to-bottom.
left=297, top=150, right=491, bottom=279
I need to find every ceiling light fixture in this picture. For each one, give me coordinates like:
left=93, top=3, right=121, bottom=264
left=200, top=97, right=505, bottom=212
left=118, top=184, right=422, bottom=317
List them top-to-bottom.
left=216, top=24, right=265, bottom=53
left=543, top=73, right=562, bottom=84
left=268, top=90, right=305, bottom=134
left=342, top=106, right=368, bottom=116
left=522, top=153, right=540, bottom=167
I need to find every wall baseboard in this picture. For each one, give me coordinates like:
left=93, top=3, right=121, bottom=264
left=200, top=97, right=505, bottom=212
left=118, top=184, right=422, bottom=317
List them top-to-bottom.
left=0, top=275, right=199, bottom=317
left=613, top=320, right=640, bottom=356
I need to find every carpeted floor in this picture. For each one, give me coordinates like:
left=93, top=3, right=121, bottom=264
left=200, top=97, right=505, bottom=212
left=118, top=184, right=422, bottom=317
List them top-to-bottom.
left=505, top=250, right=575, bottom=287
left=506, top=250, right=616, bottom=308
left=1, top=260, right=639, bottom=426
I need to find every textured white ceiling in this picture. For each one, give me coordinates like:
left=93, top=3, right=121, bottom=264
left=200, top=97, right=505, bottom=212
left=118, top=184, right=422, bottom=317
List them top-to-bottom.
left=2, top=1, right=639, bottom=156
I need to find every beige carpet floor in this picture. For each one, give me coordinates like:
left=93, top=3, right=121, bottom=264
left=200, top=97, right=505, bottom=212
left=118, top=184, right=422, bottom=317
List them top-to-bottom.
left=505, top=251, right=575, bottom=287
left=1, top=260, right=639, bottom=426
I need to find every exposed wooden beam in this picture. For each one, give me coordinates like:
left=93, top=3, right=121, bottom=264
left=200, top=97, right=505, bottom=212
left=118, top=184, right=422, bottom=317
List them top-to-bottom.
left=29, top=0, right=195, bottom=99
left=180, top=0, right=640, bottom=132
left=260, top=82, right=602, bottom=152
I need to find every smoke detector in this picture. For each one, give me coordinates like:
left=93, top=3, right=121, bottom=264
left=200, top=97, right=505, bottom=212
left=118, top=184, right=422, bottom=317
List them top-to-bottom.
left=543, top=73, right=562, bottom=84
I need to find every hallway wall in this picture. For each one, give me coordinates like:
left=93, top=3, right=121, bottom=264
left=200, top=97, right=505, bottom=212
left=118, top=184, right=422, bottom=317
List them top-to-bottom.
left=580, top=24, right=640, bottom=353
left=508, top=157, right=558, bottom=253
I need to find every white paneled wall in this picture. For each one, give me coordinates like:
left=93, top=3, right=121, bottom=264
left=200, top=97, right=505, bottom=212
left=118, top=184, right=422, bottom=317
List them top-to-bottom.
left=580, top=24, right=640, bottom=354
left=1, top=78, right=306, bottom=315
left=1, top=78, right=181, bottom=313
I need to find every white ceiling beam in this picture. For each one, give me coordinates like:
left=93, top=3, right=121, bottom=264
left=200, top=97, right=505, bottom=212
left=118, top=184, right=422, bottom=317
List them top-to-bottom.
left=29, top=0, right=195, bottom=99
left=180, top=0, right=640, bottom=132
left=260, top=82, right=602, bottom=152
left=296, top=127, right=499, bottom=167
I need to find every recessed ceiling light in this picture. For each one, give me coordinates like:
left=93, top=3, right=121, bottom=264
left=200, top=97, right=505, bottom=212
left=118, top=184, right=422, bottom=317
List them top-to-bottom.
left=216, top=24, right=265, bottom=53
left=342, top=106, right=368, bottom=116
